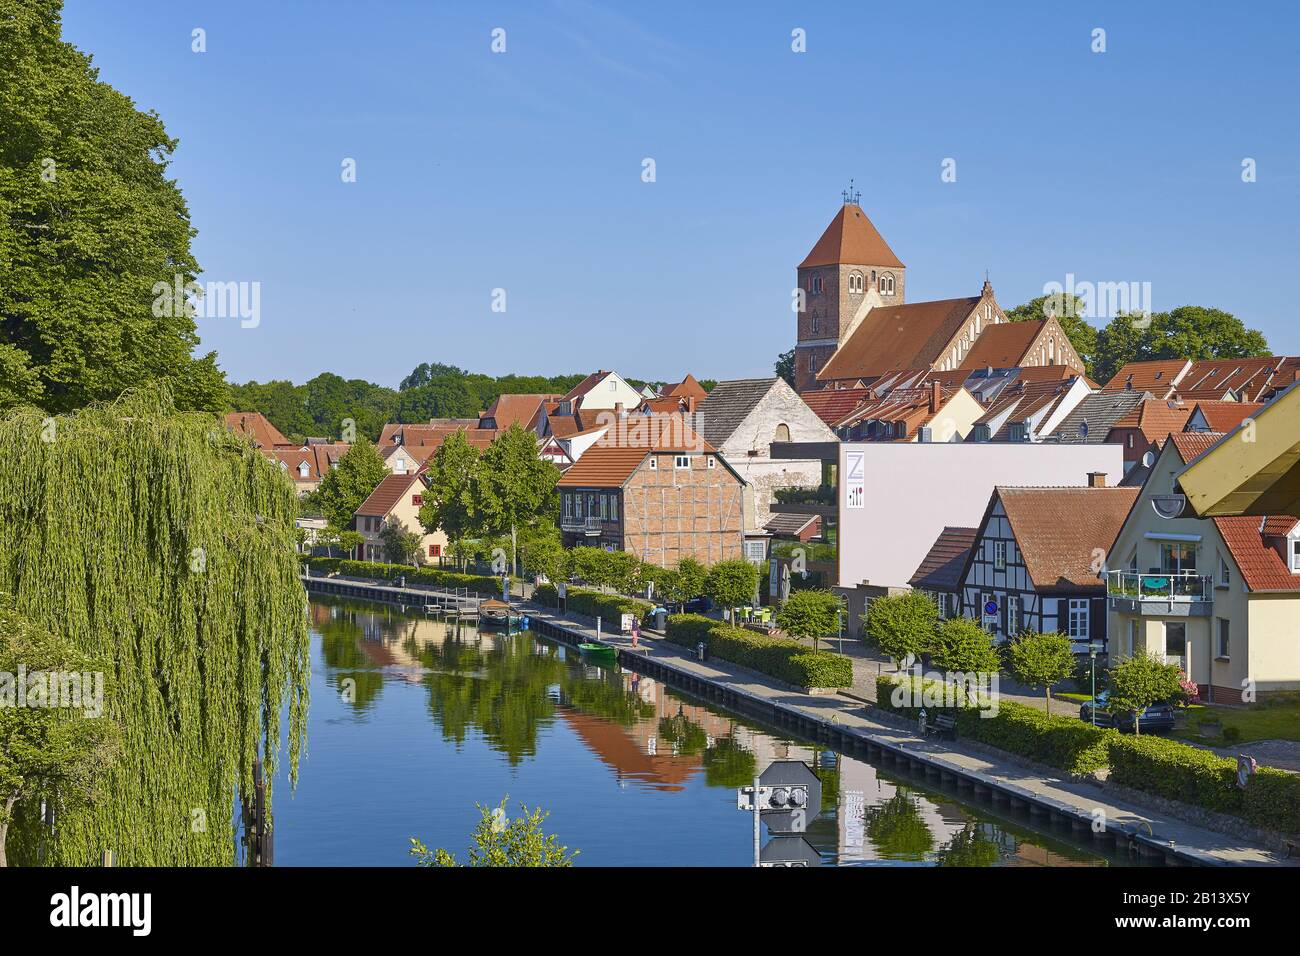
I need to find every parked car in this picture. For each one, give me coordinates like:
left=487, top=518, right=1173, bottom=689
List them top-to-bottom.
left=683, top=595, right=713, bottom=614
left=1079, top=691, right=1176, bottom=733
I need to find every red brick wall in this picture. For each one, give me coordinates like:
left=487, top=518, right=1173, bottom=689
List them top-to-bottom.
left=621, top=453, right=743, bottom=567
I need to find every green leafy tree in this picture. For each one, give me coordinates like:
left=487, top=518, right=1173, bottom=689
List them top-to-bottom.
left=0, top=1, right=228, bottom=414
left=1004, top=294, right=1097, bottom=376
left=1093, top=306, right=1269, bottom=385
left=0, top=345, right=43, bottom=408
left=774, top=348, right=795, bottom=388
left=476, top=425, right=561, bottom=577
left=418, top=431, right=482, bottom=568
left=311, top=437, right=389, bottom=530
left=378, top=518, right=423, bottom=566
left=519, top=523, right=568, bottom=582
left=568, top=546, right=610, bottom=586
left=604, top=550, right=643, bottom=595
left=677, top=557, right=707, bottom=603
left=704, top=560, right=760, bottom=619
left=776, top=589, right=842, bottom=651
left=864, top=592, right=938, bottom=664
left=0, top=594, right=120, bottom=867
left=931, top=617, right=1001, bottom=674
left=1005, top=631, right=1076, bottom=715
left=1107, top=652, right=1182, bottom=735
left=866, top=791, right=934, bottom=861
left=410, top=797, right=577, bottom=867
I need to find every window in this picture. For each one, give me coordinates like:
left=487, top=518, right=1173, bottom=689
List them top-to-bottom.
left=849, top=272, right=863, bottom=294
left=880, top=273, right=895, bottom=296
left=810, top=275, right=823, bottom=295
left=810, top=312, right=820, bottom=333
left=808, top=353, right=817, bottom=372
left=609, top=379, right=617, bottom=391
left=774, top=424, right=790, bottom=443
left=674, top=455, right=691, bottom=469
left=649, top=456, right=657, bottom=470
left=707, top=456, right=716, bottom=468
left=394, top=458, right=407, bottom=474
left=298, top=462, right=310, bottom=477
left=411, top=494, right=423, bottom=506
left=563, top=494, right=571, bottom=518
left=575, top=495, right=584, bottom=517
left=599, top=495, right=608, bottom=519
left=610, top=496, right=619, bottom=520
left=1291, top=539, right=1300, bottom=573
left=744, top=540, right=767, bottom=564
left=994, top=541, right=1007, bottom=570
left=1160, top=542, right=1196, bottom=573
left=428, top=544, right=441, bottom=558
left=1219, top=554, right=1230, bottom=586
left=980, top=592, right=993, bottom=632
left=1006, top=595, right=1019, bottom=635
left=1067, top=599, right=1090, bottom=639
left=1217, top=618, right=1230, bottom=659
left=1127, top=620, right=1137, bottom=657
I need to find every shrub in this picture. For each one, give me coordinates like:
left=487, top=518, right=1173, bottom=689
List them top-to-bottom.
left=533, top=583, right=650, bottom=624
left=533, top=583, right=559, bottom=607
left=864, top=592, right=938, bottom=663
left=664, top=614, right=715, bottom=647
left=666, top=617, right=852, bottom=689
left=931, top=617, right=1001, bottom=673
left=956, top=702, right=1115, bottom=775
left=1107, top=735, right=1242, bottom=814
left=1242, top=768, right=1300, bottom=835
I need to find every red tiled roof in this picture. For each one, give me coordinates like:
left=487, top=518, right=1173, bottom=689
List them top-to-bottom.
left=799, top=203, right=904, bottom=269
left=816, top=297, right=981, bottom=382
left=959, top=321, right=1045, bottom=370
left=1176, top=357, right=1281, bottom=403
left=1101, top=359, right=1191, bottom=395
left=563, top=371, right=615, bottom=402
left=663, top=374, right=708, bottom=402
left=836, top=386, right=955, bottom=440
left=799, top=387, right=870, bottom=427
left=480, top=393, right=556, bottom=430
left=1108, top=398, right=1194, bottom=443
left=1188, top=400, right=1263, bottom=434
left=225, top=411, right=294, bottom=449
left=379, top=421, right=499, bottom=456
left=1167, top=431, right=1225, bottom=463
left=267, top=442, right=351, bottom=481
left=555, top=446, right=649, bottom=488
left=356, top=472, right=423, bottom=517
left=997, top=487, right=1141, bottom=591
left=1213, top=516, right=1300, bottom=592
left=909, top=526, right=979, bottom=591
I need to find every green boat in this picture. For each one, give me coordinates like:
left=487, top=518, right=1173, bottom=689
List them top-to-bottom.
left=579, top=642, right=617, bottom=661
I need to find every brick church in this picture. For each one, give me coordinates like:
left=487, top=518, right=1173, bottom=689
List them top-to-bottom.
left=794, top=196, right=1085, bottom=393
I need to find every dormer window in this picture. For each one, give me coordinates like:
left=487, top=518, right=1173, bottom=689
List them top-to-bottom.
left=298, top=461, right=310, bottom=478
left=1291, top=537, right=1300, bottom=573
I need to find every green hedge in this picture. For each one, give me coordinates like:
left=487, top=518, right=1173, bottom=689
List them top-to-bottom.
left=302, top=556, right=510, bottom=596
left=532, top=583, right=652, bottom=624
left=665, top=616, right=853, bottom=689
left=874, top=676, right=1113, bottom=774
left=1107, top=735, right=1242, bottom=814
left=1242, top=768, right=1300, bottom=835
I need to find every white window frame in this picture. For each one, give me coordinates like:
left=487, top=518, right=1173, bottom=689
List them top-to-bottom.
left=674, top=455, right=691, bottom=469
left=707, top=456, right=716, bottom=468
left=649, top=457, right=657, bottom=470
left=563, top=494, right=572, bottom=518
left=1291, top=537, right=1300, bottom=573
left=994, top=540, right=1007, bottom=571
left=1219, top=554, right=1230, bottom=586
left=980, top=592, right=994, bottom=633
left=1006, top=595, right=1019, bottom=635
left=1067, top=599, right=1089, bottom=639
left=1217, top=617, right=1230, bottom=660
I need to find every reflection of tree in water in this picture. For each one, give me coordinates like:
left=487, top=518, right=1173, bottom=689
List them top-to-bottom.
left=315, top=608, right=387, bottom=713
left=413, top=630, right=568, bottom=765
left=559, top=671, right=657, bottom=725
left=657, top=710, right=709, bottom=756
left=703, top=735, right=758, bottom=788
left=866, top=791, right=934, bottom=861
left=937, top=821, right=1002, bottom=867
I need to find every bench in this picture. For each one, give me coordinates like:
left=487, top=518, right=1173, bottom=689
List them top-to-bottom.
left=922, top=712, right=958, bottom=740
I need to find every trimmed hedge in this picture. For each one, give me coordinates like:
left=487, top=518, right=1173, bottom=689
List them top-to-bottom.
left=301, top=556, right=510, bottom=596
left=532, top=583, right=652, bottom=624
left=665, top=616, right=853, bottom=689
left=874, top=676, right=1114, bottom=775
left=1108, top=734, right=1243, bottom=814
left=1243, top=768, right=1300, bottom=836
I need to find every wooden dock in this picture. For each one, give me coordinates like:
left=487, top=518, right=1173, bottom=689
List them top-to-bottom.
left=300, top=573, right=484, bottom=619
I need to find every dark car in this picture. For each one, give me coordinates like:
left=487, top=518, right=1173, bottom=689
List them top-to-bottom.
left=683, top=595, right=713, bottom=614
left=1079, top=691, right=1176, bottom=733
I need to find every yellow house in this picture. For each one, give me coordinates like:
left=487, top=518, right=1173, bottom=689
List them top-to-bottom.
left=1107, top=433, right=1300, bottom=702
left=354, top=472, right=448, bottom=565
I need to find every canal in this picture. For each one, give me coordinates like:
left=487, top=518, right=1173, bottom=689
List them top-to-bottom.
left=270, top=598, right=1135, bottom=866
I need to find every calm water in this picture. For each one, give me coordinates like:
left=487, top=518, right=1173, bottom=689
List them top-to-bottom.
left=269, top=598, right=1129, bottom=867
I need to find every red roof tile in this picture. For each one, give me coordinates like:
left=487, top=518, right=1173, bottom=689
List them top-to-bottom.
left=799, top=203, right=904, bottom=269
left=817, top=297, right=981, bottom=382
left=959, top=321, right=1045, bottom=370
left=1176, top=357, right=1282, bottom=402
left=1101, top=359, right=1191, bottom=395
left=663, top=374, right=708, bottom=402
left=799, top=387, right=870, bottom=427
left=1108, top=398, right=1194, bottom=443
left=1188, top=400, right=1263, bottom=433
left=225, top=411, right=294, bottom=449
left=1167, top=431, right=1225, bottom=463
left=356, top=472, right=424, bottom=517
left=997, top=487, right=1141, bottom=591
left=1213, top=516, right=1300, bottom=591
left=909, top=526, right=979, bottom=591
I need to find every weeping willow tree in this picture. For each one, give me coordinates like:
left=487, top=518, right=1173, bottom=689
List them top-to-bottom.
left=0, top=386, right=309, bottom=865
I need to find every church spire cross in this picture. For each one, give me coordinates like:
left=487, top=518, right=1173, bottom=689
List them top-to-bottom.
left=841, top=178, right=861, bottom=205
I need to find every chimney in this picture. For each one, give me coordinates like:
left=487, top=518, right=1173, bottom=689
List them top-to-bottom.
left=929, top=381, right=942, bottom=413
left=685, top=395, right=696, bottom=413
left=614, top=402, right=624, bottom=418
left=1087, top=471, right=1106, bottom=488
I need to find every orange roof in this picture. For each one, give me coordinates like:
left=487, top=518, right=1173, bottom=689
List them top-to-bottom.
left=799, top=203, right=904, bottom=269
left=817, top=296, right=981, bottom=382
left=959, top=321, right=1045, bottom=370
left=1176, top=357, right=1281, bottom=402
left=1101, top=359, right=1191, bottom=395
left=1016, top=364, right=1080, bottom=384
left=563, top=370, right=616, bottom=402
left=663, top=374, right=707, bottom=402
left=836, top=386, right=960, bottom=441
left=799, top=387, right=870, bottom=427
left=480, top=394, right=556, bottom=430
left=639, top=396, right=688, bottom=414
left=1108, top=398, right=1194, bottom=443
left=1188, top=400, right=1263, bottom=433
left=225, top=411, right=294, bottom=449
left=379, top=422, right=499, bottom=455
left=1167, top=431, right=1225, bottom=463
left=267, top=442, right=351, bottom=480
left=555, top=446, right=649, bottom=488
left=356, top=472, right=424, bottom=517
left=996, top=487, right=1141, bottom=591
left=1213, top=516, right=1300, bottom=591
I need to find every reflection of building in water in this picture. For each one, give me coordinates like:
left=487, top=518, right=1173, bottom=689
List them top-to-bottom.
left=311, top=602, right=505, bottom=682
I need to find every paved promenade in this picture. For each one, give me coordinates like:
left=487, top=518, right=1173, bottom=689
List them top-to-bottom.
left=521, top=602, right=1292, bottom=867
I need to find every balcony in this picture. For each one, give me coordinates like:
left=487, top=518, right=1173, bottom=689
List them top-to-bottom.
left=560, top=516, right=604, bottom=536
left=1106, top=570, right=1213, bottom=616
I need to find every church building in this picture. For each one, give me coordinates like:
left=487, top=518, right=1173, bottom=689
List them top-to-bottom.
left=794, top=193, right=1085, bottom=392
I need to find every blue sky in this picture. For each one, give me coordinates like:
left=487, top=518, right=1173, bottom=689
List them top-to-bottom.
left=63, top=0, right=1300, bottom=386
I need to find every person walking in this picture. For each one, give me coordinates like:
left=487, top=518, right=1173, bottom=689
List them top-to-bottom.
left=631, top=617, right=640, bottom=649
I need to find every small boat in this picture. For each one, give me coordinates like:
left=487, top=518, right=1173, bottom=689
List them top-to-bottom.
left=479, top=599, right=521, bottom=628
left=578, top=642, right=617, bottom=661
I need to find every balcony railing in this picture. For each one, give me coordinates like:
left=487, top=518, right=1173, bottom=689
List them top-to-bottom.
left=560, top=516, right=605, bottom=536
left=1106, top=570, right=1213, bottom=604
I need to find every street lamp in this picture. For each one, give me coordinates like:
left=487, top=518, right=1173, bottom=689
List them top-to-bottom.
left=1088, top=642, right=1102, bottom=726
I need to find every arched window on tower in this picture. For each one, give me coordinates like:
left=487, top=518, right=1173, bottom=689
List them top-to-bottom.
left=849, top=272, right=864, bottom=294
left=880, top=273, right=895, bottom=296
left=810, top=311, right=820, bottom=334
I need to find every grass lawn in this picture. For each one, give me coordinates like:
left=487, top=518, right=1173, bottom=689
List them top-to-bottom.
left=1057, top=692, right=1092, bottom=703
left=1172, top=694, right=1300, bottom=745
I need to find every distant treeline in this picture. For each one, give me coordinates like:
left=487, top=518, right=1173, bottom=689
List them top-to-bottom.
left=228, top=363, right=673, bottom=443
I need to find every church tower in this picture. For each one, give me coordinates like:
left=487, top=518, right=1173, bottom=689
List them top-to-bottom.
left=794, top=187, right=905, bottom=391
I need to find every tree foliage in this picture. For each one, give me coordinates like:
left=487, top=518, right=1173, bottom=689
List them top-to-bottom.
left=0, top=1, right=228, bottom=414
left=1004, top=294, right=1096, bottom=376
left=1093, top=306, right=1269, bottom=385
left=774, top=348, right=795, bottom=388
left=475, top=425, right=561, bottom=575
left=417, top=430, right=481, bottom=563
left=310, top=437, right=389, bottom=530
left=704, top=560, right=760, bottom=614
left=776, top=589, right=842, bottom=651
left=865, top=592, right=938, bottom=663
left=0, top=593, right=120, bottom=867
left=930, top=617, right=1001, bottom=674
left=1005, top=631, right=1076, bottom=715
left=1107, top=652, right=1182, bottom=735
left=410, top=797, right=577, bottom=867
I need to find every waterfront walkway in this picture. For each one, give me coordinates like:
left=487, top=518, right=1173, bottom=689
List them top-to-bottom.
left=521, top=602, right=1292, bottom=867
